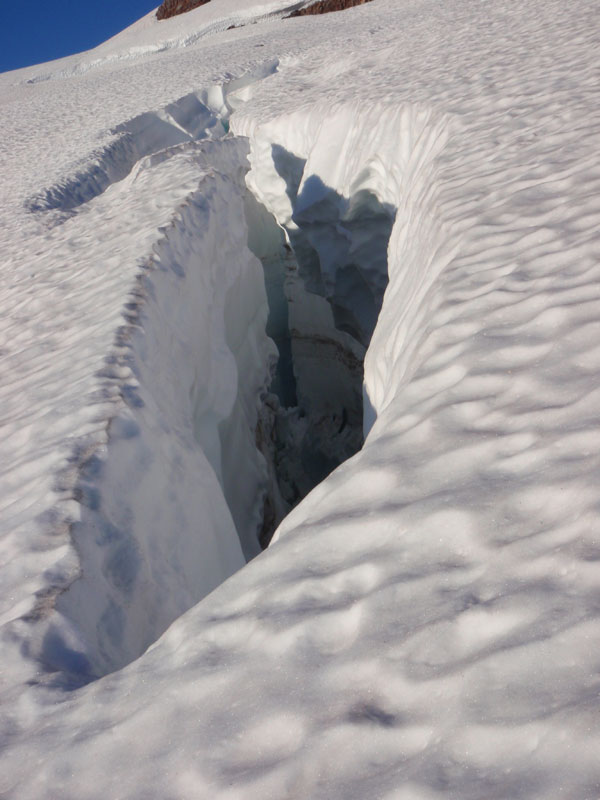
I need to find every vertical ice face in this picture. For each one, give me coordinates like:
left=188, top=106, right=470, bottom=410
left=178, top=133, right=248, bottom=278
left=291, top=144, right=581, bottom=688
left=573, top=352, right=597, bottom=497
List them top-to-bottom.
left=234, top=100, right=452, bottom=438
left=34, top=139, right=277, bottom=677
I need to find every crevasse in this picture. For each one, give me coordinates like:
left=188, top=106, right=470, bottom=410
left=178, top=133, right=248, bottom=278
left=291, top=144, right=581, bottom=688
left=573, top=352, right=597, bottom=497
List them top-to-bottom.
left=32, top=93, right=452, bottom=681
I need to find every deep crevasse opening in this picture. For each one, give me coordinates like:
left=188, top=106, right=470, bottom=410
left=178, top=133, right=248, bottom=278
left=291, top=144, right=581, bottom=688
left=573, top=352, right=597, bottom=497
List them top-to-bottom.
left=33, top=98, right=451, bottom=682
left=243, top=189, right=385, bottom=546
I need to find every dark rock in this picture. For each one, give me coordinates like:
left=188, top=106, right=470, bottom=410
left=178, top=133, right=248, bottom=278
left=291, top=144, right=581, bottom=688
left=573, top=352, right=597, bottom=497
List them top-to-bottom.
left=156, top=0, right=211, bottom=21
left=285, top=0, right=373, bottom=18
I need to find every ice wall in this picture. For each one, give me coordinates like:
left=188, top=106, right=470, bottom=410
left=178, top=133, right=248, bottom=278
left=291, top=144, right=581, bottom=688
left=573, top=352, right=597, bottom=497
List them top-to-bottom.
left=36, top=138, right=276, bottom=678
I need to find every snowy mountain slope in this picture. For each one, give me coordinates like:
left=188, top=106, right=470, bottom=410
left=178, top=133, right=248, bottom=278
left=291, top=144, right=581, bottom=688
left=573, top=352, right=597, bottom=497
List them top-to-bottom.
left=1, top=0, right=600, bottom=797
left=15, top=0, right=303, bottom=85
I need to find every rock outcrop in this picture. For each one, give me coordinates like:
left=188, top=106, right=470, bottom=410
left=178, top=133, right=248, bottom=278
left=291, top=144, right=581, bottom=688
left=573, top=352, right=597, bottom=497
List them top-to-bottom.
left=156, top=0, right=211, bottom=21
left=286, top=0, right=373, bottom=18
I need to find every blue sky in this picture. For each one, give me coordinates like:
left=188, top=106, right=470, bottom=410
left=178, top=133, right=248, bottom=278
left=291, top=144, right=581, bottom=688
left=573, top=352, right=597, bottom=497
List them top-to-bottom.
left=1, top=0, right=159, bottom=74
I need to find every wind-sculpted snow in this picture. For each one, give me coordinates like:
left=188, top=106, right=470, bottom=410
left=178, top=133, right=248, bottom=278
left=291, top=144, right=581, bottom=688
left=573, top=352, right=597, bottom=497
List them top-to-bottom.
left=1, top=0, right=600, bottom=797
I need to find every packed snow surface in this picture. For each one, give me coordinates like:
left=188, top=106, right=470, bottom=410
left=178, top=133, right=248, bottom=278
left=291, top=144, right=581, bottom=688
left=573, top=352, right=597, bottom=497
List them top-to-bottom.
left=1, top=0, right=600, bottom=797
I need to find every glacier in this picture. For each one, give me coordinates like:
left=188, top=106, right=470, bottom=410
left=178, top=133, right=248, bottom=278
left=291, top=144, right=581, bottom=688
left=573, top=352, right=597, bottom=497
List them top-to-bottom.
left=1, top=0, right=600, bottom=797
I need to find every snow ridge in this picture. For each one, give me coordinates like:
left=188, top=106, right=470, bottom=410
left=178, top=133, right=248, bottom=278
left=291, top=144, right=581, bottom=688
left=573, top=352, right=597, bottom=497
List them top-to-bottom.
left=25, top=60, right=279, bottom=215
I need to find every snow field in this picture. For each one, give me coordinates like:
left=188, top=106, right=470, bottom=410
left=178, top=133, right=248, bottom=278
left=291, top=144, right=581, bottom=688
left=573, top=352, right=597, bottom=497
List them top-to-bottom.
left=1, top=0, right=600, bottom=797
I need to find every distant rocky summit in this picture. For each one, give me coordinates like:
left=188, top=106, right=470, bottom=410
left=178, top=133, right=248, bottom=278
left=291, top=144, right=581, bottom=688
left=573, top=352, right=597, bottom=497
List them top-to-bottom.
left=155, top=0, right=373, bottom=21
left=156, top=0, right=211, bottom=21
left=286, top=0, right=373, bottom=17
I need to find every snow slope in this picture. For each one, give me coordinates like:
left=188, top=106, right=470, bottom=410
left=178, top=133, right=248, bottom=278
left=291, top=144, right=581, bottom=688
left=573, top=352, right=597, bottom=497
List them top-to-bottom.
left=1, top=0, right=600, bottom=797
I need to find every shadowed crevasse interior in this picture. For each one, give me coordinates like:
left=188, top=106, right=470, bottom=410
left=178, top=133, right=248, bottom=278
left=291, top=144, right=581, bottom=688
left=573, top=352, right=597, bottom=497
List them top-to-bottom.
left=242, top=147, right=395, bottom=546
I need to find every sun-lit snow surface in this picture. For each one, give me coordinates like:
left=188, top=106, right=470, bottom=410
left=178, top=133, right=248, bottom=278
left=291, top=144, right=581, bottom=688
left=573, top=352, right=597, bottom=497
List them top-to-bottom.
left=1, top=0, right=600, bottom=796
